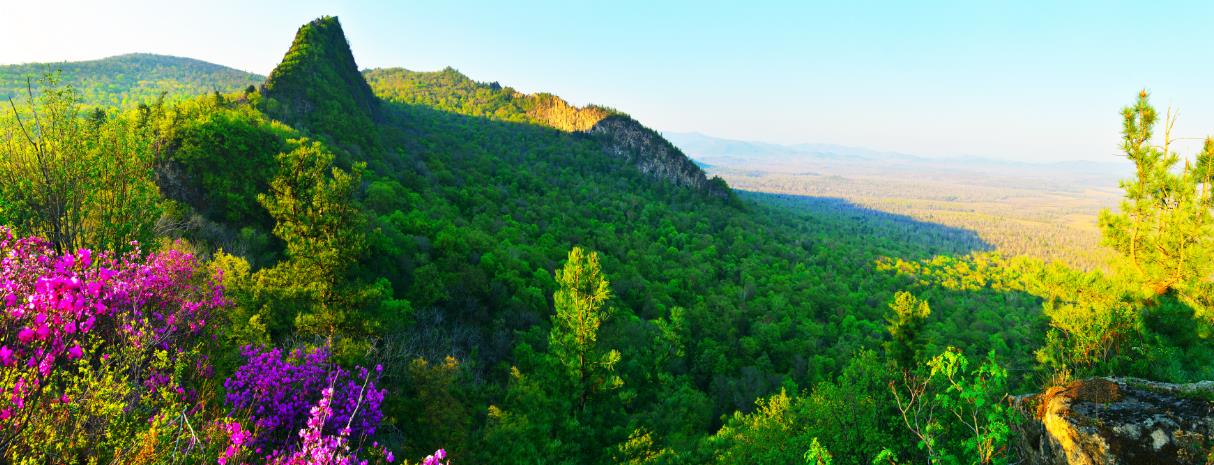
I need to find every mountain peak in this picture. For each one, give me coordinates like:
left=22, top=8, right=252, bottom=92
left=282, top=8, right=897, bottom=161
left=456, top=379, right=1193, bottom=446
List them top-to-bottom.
left=261, top=16, right=379, bottom=151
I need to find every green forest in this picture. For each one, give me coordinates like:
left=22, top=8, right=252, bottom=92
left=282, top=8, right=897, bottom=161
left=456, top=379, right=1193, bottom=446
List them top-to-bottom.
left=0, top=15, right=1210, bottom=465
left=0, top=54, right=263, bottom=108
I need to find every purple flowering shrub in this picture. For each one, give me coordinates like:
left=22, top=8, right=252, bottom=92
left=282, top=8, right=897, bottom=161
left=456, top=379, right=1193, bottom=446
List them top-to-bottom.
left=0, top=226, right=226, bottom=459
left=223, top=344, right=387, bottom=461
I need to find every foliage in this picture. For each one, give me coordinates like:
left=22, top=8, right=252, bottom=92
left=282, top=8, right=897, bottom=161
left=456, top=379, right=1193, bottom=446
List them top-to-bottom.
left=0, top=73, right=161, bottom=253
left=1099, top=90, right=1214, bottom=320
left=168, top=95, right=288, bottom=226
left=217, top=137, right=402, bottom=358
left=258, top=138, right=367, bottom=326
left=480, top=247, right=628, bottom=465
left=550, top=247, right=622, bottom=415
left=884, top=291, right=932, bottom=369
left=889, top=348, right=1018, bottom=465
left=708, top=351, right=902, bottom=465
left=392, top=356, right=471, bottom=461
left=804, top=438, right=834, bottom=465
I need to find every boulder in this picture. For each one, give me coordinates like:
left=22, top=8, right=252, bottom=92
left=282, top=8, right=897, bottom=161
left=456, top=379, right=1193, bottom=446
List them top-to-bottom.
left=1015, top=377, right=1214, bottom=465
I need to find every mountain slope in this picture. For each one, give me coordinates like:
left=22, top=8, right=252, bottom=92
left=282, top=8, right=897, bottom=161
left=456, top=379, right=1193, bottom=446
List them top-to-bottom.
left=99, top=17, right=1046, bottom=463
left=0, top=53, right=263, bottom=107
left=364, top=67, right=729, bottom=196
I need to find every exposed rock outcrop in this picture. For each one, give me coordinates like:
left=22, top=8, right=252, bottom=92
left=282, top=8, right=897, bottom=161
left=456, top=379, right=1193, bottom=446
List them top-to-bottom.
left=587, top=115, right=731, bottom=198
left=1015, top=377, right=1214, bottom=465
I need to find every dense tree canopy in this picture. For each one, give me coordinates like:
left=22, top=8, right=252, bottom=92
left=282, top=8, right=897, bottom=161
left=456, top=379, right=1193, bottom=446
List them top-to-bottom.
left=0, top=16, right=1209, bottom=465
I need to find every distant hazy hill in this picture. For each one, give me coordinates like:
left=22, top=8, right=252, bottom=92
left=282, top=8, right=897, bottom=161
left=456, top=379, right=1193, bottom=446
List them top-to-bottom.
left=0, top=53, right=264, bottom=107
left=664, top=131, right=1127, bottom=179
left=665, top=131, right=919, bottom=163
left=666, top=131, right=1129, bottom=269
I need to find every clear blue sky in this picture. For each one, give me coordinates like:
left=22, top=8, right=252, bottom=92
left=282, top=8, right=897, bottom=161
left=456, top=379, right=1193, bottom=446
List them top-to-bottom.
left=2, top=0, right=1213, bottom=162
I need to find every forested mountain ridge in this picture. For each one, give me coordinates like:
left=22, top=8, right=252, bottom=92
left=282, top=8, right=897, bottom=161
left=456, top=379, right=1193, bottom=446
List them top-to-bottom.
left=0, top=14, right=1209, bottom=465
left=0, top=53, right=263, bottom=107
left=364, top=66, right=730, bottom=196
left=364, top=66, right=615, bottom=130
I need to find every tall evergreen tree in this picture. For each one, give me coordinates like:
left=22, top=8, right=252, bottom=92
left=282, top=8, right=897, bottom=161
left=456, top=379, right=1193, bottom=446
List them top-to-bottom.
left=1099, top=90, right=1214, bottom=321
left=255, top=138, right=370, bottom=341
left=549, top=246, right=623, bottom=417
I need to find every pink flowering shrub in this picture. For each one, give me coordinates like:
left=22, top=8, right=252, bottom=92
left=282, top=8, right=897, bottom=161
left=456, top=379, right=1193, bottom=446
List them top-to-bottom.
left=0, top=226, right=226, bottom=460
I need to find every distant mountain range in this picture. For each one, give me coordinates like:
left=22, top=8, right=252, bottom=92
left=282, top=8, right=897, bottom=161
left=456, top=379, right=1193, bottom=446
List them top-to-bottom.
left=0, top=53, right=264, bottom=107
left=664, top=131, right=1130, bottom=179
left=665, top=131, right=919, bottom=162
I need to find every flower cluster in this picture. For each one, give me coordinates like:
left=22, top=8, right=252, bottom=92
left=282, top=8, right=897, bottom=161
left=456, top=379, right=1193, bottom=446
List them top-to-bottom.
left=0, top=226, right=224, bottom=435
left=0, top=226, right=413, bottom=463
left=224, top=345, right=386, bottom=456
left=249, top=379, right=395, bottom=465
left=272, top=386, right=357, bottom=465
left=219, top=420, right=253, bottom=465
left=420, top=449, right=447, bottom=465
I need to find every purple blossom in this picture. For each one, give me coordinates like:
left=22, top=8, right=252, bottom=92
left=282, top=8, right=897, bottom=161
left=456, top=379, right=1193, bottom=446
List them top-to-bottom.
left=223, top=345, right=385, bottom=458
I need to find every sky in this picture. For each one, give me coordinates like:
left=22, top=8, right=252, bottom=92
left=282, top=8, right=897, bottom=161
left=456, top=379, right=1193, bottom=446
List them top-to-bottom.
left=1, top=0, right=1213, bottom=162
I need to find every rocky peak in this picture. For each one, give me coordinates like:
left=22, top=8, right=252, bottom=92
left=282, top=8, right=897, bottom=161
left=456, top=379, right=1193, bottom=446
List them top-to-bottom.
left=260, top=16, right=380, bottom=151
left=1015, top=377, right=1214, bottom=465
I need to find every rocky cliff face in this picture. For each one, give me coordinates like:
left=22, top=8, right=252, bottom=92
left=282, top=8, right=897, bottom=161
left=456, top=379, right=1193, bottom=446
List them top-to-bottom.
left=587, top=115, right=730, bottom=198
left=1015, top=378, right=1214, bottom=465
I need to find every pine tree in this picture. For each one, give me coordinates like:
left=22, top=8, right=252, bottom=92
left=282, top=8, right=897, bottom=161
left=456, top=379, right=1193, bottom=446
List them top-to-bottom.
left=1098, top=90, right=1214, bottom=321
left=256, top=138, right=368, bottom=339
left=548, top=246, right=622, bottom=417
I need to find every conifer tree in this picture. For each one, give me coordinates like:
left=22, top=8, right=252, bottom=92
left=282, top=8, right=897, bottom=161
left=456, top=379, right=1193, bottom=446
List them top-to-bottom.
left=1099, top=90, right=1214, bottom=321
left=256, top=138, right=369, bottom=339
left=549, top=246, right=622, bottom=416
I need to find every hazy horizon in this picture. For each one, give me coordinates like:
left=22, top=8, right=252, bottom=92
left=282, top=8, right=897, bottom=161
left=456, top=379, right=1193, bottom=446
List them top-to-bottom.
left=3, top=0, right=1212, bottom=163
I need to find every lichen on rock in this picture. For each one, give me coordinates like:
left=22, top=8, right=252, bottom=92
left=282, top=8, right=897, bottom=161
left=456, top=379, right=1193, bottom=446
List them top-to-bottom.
left=1015, top=377, right=1214, bottom=465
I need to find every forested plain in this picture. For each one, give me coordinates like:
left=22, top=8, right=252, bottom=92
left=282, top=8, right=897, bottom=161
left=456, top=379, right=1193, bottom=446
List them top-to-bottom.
left=0, top=16, right=1210, bottom=465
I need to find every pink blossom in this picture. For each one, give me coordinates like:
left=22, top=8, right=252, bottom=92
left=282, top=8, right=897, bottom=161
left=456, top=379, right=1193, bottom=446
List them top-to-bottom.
left=0, top=346, right=12, bottom=366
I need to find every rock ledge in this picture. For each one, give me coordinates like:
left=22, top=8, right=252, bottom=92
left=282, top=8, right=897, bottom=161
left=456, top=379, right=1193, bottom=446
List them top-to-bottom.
left=1015, top=377, right=1214, bottom=465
